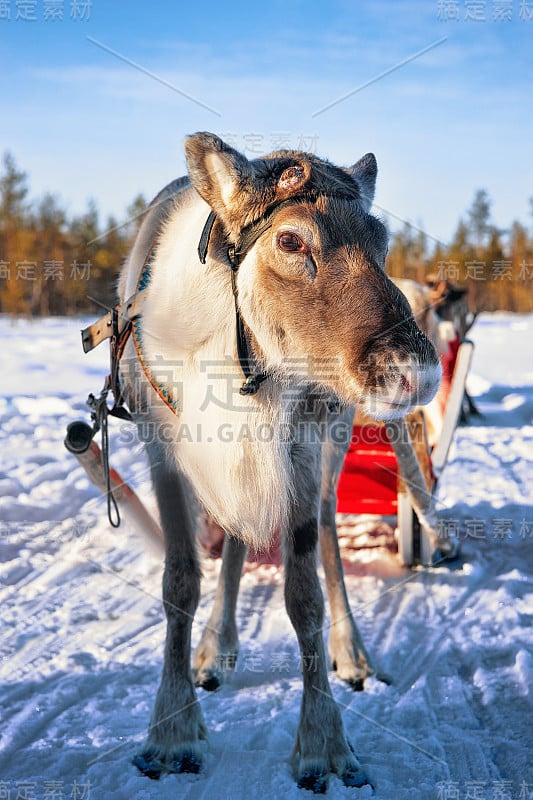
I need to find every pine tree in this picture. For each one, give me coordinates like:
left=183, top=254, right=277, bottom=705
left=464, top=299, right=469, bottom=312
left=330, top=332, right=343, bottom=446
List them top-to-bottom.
left=0, top=153, right=31, bottom=314
left=467, top=189, right=492, bottom=255
left=31, top=193, right=68, bottom=315
left=125, top=193, right=147, bottom=238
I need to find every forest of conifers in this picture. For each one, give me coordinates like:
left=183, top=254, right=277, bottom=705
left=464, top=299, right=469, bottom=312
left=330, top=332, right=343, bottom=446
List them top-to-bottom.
left=0, top=151, right=531, bottom=316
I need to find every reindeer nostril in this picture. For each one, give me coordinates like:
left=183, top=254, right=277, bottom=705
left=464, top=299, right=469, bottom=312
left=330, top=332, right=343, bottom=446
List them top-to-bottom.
left=400, top=374, right=414, bottom=394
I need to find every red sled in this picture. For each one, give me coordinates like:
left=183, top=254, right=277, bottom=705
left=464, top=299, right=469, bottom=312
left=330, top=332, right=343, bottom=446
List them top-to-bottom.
left=336, top=337, right=474, bottom=566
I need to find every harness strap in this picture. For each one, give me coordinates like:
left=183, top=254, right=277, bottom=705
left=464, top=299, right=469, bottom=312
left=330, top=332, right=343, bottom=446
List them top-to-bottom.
left=198, top=208, right=271, bottom=395
left=198, top=210, right=217, bottom=264
left=81, top=244, right=182, bottom=418
left=81, top=264, right=150, bottom=420
left=230, top=270, right=269, bottom=395
left=81, top=294, right=143, bottom=422
left=109, top=307, right=135, bottom=421
left=85, top=378, right=122, bottom=527
left=96, top=383, right=121, bottom=527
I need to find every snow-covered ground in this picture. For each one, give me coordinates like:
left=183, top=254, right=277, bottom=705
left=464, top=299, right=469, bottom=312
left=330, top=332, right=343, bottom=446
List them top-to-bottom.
left=1, top=313, right=532, bottom=800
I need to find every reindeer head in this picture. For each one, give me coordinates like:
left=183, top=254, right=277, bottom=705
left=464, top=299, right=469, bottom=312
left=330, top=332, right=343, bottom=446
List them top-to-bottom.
left=185, top=133, right=441, bottom=420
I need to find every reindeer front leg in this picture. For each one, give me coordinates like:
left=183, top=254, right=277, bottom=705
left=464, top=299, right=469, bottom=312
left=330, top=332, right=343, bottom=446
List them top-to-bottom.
left=284, top=443, right=370, bottom=793
left=133, top=447, right=207, bottom=779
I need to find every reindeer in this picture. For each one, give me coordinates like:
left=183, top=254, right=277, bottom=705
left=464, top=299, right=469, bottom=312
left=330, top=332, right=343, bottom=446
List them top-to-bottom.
left=117, top=133, right=444, bottom=792
left=425, top=274, right=480, bottom=420
left=425, top=274, right=473, bottom=341
left=194, top=276, right=459, bottom=703
left=392, top=278, right=453, bottom=446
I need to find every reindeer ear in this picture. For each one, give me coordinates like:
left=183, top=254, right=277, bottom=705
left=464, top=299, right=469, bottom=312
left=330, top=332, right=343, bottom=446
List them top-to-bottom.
left=184, top=132, right=253, bottom=215
left=347, top=153, right=377, bottom=212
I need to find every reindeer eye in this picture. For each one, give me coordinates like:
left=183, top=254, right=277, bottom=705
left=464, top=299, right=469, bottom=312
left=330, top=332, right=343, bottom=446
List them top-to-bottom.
left=277, top=232, right=306, bottom=253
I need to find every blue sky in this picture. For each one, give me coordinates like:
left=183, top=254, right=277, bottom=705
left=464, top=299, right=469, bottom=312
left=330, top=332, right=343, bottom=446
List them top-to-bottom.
left=1, top=0, right=532, bottom=244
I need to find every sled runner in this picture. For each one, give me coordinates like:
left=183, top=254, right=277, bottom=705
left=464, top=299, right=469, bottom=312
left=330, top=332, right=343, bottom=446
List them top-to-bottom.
left=336, top=336, right=474, bottom=566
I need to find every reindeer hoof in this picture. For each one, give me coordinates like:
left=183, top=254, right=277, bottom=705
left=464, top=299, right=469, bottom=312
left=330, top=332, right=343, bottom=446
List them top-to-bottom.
left=432, top=538, right=461, bottom=566
left=192, top=647, right=237, bottom=692
left=331, top=657, right=375, bottom=692
left=195, top=674, right=221, bottom=692
left=346, top=677, right=365, bottom=692
left=133, top=748, right=203, bottom=778
left=132, top=751, right=163, bottom=780
left=169, top=751, right=202, bottom=774
left=341, top=766, right=373, bottom=789
left=297, top=771, right=328, bottom=794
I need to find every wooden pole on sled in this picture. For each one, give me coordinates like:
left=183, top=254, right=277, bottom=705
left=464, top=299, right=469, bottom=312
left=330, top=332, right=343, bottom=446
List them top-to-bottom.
left=64, top=421, right=165, bottom=556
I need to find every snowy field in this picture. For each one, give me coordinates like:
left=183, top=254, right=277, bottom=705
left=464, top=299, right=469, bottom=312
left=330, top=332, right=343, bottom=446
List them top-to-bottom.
left=0, top=312, right=532, bottom=800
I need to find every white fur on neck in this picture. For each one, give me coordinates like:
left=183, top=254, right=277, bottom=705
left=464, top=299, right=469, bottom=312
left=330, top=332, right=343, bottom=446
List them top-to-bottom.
left=132, top=194, right=294, bottom=549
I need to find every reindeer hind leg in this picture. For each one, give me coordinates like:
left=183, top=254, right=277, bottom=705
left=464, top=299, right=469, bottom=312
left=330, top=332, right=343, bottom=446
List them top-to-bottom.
left=193, top=531, right=247, bottom=691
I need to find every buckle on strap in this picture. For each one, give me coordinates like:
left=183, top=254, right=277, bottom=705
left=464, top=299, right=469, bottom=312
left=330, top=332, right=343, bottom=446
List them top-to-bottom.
left=81, top=293, right=143, bottom=353
left=239, top=372, right=268, bottom=395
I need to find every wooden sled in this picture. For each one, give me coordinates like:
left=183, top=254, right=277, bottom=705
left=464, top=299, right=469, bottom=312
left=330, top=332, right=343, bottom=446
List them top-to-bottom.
left=337, top=338, right=474, bottom=566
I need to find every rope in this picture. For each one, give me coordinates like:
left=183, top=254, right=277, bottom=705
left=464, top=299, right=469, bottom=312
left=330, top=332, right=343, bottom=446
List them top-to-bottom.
left=86, top=380, right=121, bottom=529
left=97, top=393, right=121, bottom=528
